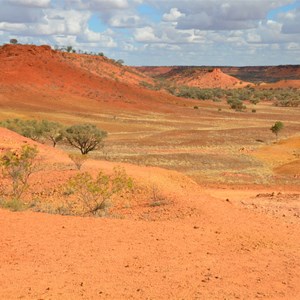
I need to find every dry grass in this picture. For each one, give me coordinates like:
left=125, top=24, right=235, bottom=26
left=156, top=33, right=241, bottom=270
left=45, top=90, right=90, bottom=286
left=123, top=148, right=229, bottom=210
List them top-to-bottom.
left=1, top=100, right=299, bottom=187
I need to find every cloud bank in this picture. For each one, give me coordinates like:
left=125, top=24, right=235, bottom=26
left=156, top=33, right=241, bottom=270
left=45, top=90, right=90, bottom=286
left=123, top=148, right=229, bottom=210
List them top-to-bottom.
left=0, top=0, right=299, bottom=65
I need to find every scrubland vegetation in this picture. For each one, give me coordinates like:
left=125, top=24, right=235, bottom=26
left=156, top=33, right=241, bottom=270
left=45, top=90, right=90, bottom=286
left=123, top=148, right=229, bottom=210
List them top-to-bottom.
left=140, top=80, right=300, bottom=110
left=0, top=119, right=107, bottom=154
left=0, top=120, right=132, bottom=216
left=0, top=143, right=134, bottom=216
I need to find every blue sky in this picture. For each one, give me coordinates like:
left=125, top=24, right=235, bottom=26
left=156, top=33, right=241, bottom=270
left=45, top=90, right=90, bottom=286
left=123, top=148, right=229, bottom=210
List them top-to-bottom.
left=0, top=0, right=300, bottom=66
left=268, top=2, right=300, bottom=19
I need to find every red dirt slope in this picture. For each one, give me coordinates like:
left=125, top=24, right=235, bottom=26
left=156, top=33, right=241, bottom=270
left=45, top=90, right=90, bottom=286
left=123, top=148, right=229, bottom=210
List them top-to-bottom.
left=0, top=44, right=182, bottom=112
left=0, top=44, right=150, bottom=87
left=0, top=127, right=72, bottom=168
left=0, top=129, right=300, bottom=299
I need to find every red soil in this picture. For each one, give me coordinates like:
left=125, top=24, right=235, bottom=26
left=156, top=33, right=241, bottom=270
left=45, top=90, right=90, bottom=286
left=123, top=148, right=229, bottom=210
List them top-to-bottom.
left=0, top=44, right=182, bottom=113
left=136, top=66, right=175, bottom=77
left=174, top=68, right=253, bottom=89
left=0, top=129, right=300, bottom=299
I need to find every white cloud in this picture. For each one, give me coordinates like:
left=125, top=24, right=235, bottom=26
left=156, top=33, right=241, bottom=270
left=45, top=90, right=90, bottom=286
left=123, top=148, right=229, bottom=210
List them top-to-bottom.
left=6, top=0, right=50, bottom=8
left=63, top=0, right=130, bottom=10
left=147, top=0, right=294, bottom=30
left=0, top=1, right=46, bottom=23
left=163, top=8, right=185, bottom=22
left=279, top=8, right=300, bottom=34
left=109, top=14, right=141, bottom=27
left=0, top=22, right=27, bottom=31
left=134, top=26, right=158, bottom=42
left=77, top=28, right=117, bottom=47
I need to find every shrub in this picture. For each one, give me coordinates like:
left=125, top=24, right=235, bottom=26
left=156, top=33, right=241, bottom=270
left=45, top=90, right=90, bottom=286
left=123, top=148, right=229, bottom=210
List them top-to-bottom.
left=10, top=39, right=18, bottom=44
left=116, top=59, right=124, bottom=65
left=227, top=98, right=246, bottom=111
left=0, top=119, right=64, bottom=146
left=0, top=119, right=43, bottom=141
left=270, top=121, right=284, bottom=139
left=65, top=123, right=107, bottom=155
left=0, top=145, right=38, bottom=201
left=68, top=153, right=88, bottom=170
left=65, top=167, right=133, bottom=216
left=149, top=184, right=169, bottom=207
left=0, top=198, right=25, bottom=212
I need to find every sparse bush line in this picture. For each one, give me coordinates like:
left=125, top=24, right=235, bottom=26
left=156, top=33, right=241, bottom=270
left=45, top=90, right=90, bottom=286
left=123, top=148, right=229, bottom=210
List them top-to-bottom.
left=0, top=119, right=107, bottom=155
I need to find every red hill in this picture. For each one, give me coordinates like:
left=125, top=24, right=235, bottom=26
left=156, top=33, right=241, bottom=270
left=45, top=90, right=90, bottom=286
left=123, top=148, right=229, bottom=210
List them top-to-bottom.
left=0, top=44, right=180, bottom=113
left=136, top=66, right=253, bottom=89
left=174, top=68, right=253, bottom=89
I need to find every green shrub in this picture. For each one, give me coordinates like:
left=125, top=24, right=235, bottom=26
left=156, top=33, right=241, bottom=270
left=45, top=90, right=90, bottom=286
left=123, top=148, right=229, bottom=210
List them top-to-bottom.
left=227, top=98, right=246, bottom=111
left=0, top=119, right=65, bottom=146
left=0, top=119, right=43, bottom=141
left=270, top=121, right=284, bottom=139
left=65, top=123, right=107, bottom=155
left=0, top=145, right=38, bottom=201
left=65, top=167, right=133, bottom=216
left=0, top=198, right=25, bottom=212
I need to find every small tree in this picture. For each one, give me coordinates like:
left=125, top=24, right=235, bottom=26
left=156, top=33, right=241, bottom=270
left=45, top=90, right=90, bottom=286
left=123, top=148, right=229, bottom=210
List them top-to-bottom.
left=10, top=38, right=18, bottom=44
left=66, top=46, right=73, bottom=53
left=21, top=120, right=44, bottom=141
left=40, top=120, right=64, bottom=147
left=270, top=121, right=284, bottom=139
left=65, top=123, right=107, bottom=155
left=0, top=145, right=38, bottom=201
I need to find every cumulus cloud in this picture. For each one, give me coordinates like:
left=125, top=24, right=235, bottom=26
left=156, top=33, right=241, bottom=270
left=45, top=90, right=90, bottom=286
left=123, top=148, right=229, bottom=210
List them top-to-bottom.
left=6, top=0, right=50, bottom=8
left=63, top=0, right=131, bottom=11
left=147, top=0, right=294, bottom=30
left=0, top=1, right=46, bottom=23
left=163, top=8, right=185, bottom=22
left=279, top=8, right=300, bottom=34
left=109, top=14, right=142, bottom=28
left=134, top=26, right=158, bottom=42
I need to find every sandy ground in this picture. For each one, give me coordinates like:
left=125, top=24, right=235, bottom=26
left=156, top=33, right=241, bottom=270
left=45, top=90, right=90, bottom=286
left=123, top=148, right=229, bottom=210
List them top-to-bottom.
left=1, top=169, right=300, bottom=299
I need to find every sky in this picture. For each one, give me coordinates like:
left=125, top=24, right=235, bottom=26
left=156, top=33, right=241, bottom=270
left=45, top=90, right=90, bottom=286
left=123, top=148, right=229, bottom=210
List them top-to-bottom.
left=0, top=0, right=300, bottom=66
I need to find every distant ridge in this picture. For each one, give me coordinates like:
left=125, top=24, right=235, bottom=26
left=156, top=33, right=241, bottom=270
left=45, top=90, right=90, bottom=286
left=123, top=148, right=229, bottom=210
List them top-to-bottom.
left=136, top=65, right=300, bottom=84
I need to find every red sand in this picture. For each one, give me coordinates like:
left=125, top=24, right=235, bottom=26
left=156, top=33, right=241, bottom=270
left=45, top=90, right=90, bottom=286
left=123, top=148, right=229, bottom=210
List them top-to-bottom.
left=0, top=129, right=300, bottom=299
